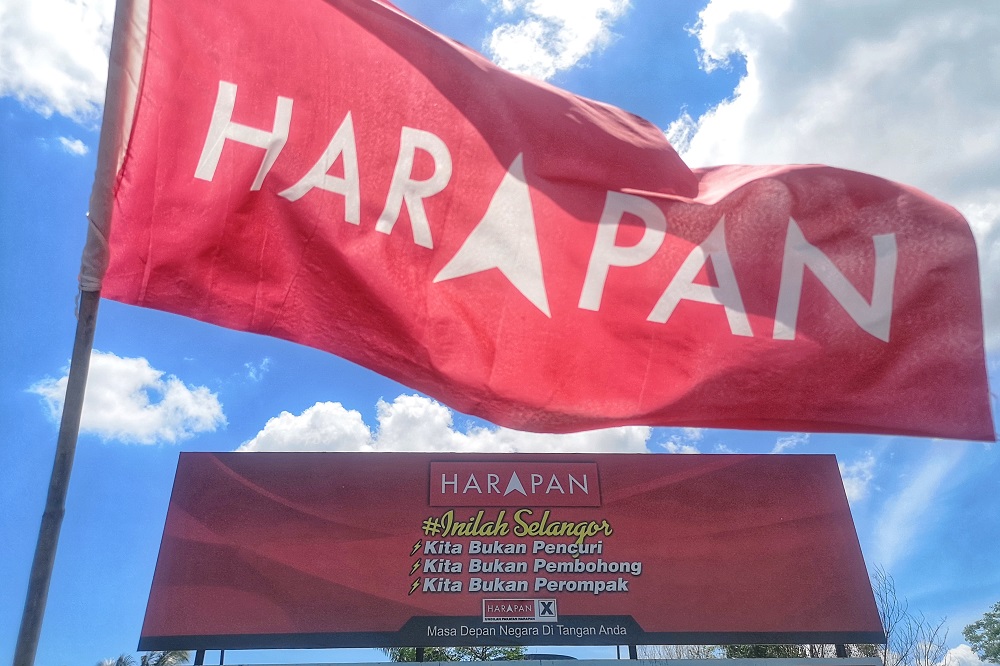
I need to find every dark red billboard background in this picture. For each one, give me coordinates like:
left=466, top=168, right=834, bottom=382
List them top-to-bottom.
left=139, top=453, right=884, bottom=650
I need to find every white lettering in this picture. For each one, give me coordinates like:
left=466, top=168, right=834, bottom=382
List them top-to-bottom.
left=195, top=81, right=292, bottom=191
left=278, top=112, right=360, bottom=223
left=376, top=126, right=452, bottom=248
left=579, top=191, right=667, bottom=311
left=647, top=216, right=752, bottom=336
left=773, top=219, right=897, bottom=342
left=463, top=474, right=482, bottom=494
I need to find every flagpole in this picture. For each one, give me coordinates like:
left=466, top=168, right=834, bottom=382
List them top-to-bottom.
left=13, top=289, right=100, bottom=666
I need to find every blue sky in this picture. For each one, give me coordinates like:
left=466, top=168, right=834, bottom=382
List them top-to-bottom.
left=1, top=1, right=998, bottom=665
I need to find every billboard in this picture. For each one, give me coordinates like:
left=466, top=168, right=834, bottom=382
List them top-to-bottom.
left=139, top=453, right=884, bottom=650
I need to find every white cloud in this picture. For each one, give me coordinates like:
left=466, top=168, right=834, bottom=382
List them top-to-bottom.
left=0, top=0, right=115, bottom=121
left=0, top=0, right=629, bottom=116
left=485, top=0, right=630, bottom=80
left=674, top=0, right=1000, bottom=348
left=57, top=136, right=89, bottom=155
left=30, top=350, right=226, bottom=444
left=244, top=357, right=271, bottom=382
left=238, top=394, right=651, bottom=453
left=237, top=401, right=374, bottom=452
left=656, top=427, right=704, bottom=454
left=680, top=427, right=704, bottom=441
left=772, top=432, right=808, bottom=454
left=872, top=445, right=967, bottom=569
left=839, top=450, right=876, bottom=503
left=941, top=645, right=992, bottom=666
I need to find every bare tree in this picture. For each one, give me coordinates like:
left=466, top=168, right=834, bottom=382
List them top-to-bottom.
left=871, top=566, right=948, bottom=666
left=636, top=567, right=945, bottom=663
left=639, top=644, right=723, bottom=659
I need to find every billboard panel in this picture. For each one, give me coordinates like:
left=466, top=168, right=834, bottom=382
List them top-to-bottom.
left=140, top=453, right=883, bottom=649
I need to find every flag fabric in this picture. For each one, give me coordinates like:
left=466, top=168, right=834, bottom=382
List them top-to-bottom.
left=85, top=0, right=994, bottom=440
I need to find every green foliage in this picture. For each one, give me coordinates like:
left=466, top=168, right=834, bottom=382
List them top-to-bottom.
left=963, top=601, right=1000, bottom=662
left=847, top=643, right=881, bottom=658
left=724, top=644, right=807, bottom=658
left=381, top=646, right=525, bottom=661
left=382, top=647, right=455, bottom=662
left=98, top=652, right=189, bottom=666
left=141, top=652, right=191, bottom=666
left=98, top=655, right=135, bottom=666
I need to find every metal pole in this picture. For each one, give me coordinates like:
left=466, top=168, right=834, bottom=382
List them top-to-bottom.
left=13, top=290, right=100, bottom=666
left=628, top=645, right=637, bottom=660
left=194, top=651, right=205, bottom=666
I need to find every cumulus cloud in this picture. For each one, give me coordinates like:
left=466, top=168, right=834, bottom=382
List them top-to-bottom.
left=0, top=0, right=115, bottom=121
left=0, top=0, right=631, bottom=116
left=485, top=0, right=630, bottom=80
left=673, top=0, right=1000, bottom=348
left=57, top=136, right=89, bottom=155
left=30, top=350, right=226, bottom=444
left=238, top=394, right=651, bottom=453
left=237, top=401, right=374, bottom=453
left=655, top=427, right=703, bottom=454
left=839, top=450, right=876, bottom=503
left=941, top=644, right=992, bottom=666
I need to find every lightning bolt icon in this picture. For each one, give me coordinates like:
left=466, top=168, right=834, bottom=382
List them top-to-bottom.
left=411, top=540, right=422, bottom=556
left=410, top=559, right=422, bottom=575
left=409, top=578, right=421, bottom=595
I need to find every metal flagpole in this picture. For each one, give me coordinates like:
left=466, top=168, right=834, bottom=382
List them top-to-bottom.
left=13, top=289, right=101, bottom=666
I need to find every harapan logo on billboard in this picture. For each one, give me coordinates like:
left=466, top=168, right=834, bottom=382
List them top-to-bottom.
left=430, top=462, right=601, bottom=507
left=482, top=598, right=558, bottom=623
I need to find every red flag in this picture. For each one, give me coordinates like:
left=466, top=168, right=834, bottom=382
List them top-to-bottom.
left=86, top=0, right=994, bottom=440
